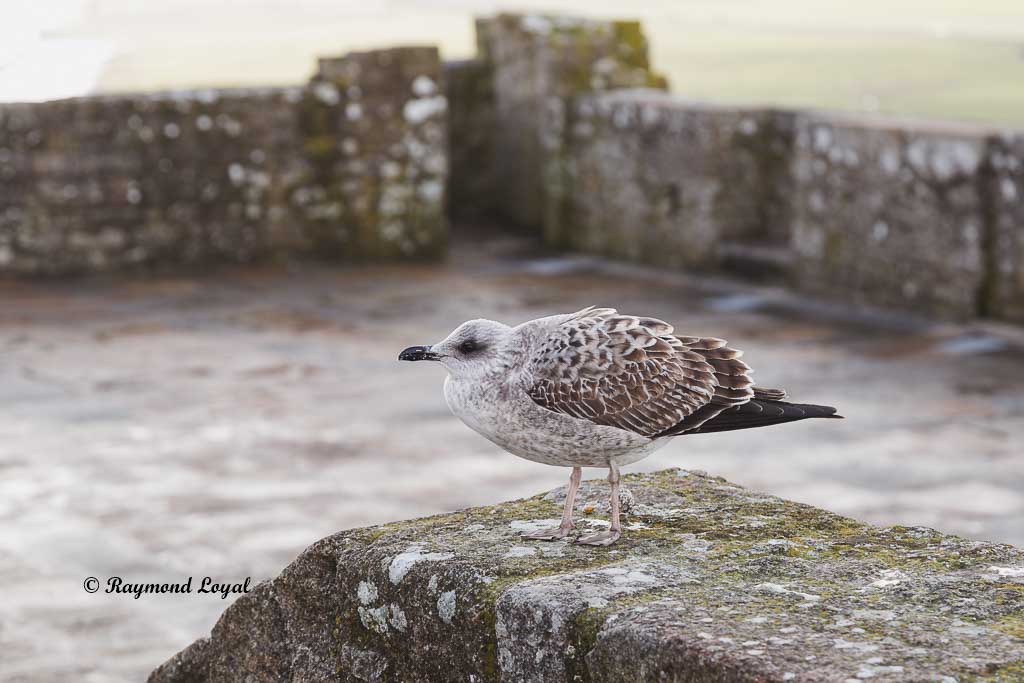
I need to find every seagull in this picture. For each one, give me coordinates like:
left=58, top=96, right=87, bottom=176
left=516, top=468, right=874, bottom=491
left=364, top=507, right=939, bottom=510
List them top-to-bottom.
left=400, top=307, right=841, bottom=546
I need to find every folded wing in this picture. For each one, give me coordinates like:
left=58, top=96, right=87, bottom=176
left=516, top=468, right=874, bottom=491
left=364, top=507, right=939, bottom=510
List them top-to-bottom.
left=526, top=307, right=755, bottom=437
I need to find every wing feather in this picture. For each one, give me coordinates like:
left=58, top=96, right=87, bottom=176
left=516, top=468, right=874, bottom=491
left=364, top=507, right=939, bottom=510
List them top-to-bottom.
left=526, top=307, right=757, bottom=437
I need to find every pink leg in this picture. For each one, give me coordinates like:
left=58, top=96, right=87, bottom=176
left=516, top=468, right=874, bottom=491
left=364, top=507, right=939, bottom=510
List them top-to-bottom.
left=577, top=462, right=622, bottom=546
left=521, top=467, right=582, bottom=541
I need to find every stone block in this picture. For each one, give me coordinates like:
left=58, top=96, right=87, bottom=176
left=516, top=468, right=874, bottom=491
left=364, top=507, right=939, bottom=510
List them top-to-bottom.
left=475, top=13, right=666, bottom=235
left=0, top=46, right=448, bottom=275
left=298, top=46, right=448, bottom=259
left=444, top=59, right=496, bottom=220
left=0, top=88, right=305, bottom=274
left=561, top=90, right=794, bottom=269
left=791, top=114, right=992, bottom=319
left=986, top=132, right=1024, bottom=324
left=150, top=470, right=1024, bottom=682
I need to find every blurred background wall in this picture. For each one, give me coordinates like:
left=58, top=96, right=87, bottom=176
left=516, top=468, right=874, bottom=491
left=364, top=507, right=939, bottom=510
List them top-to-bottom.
left=3, top=8, right=1023, bottom=321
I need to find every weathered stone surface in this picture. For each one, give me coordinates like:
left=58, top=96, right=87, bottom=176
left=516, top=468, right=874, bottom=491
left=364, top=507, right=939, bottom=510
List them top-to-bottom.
left=461, top=13, right=1024, bottom=324
left=475, top=13, right=666, bottom=235
left=305, top=46, right=448, bottom=260
left=0, top=47, right=447, bottom=275
left=445, top=59, right=497, bottom=220
left=0, top=88, right=306, bottom=274
left=549, top=89, right=1023, bottom=320
left=560, top=90, right=794, bottom=269
left=791, top=114, right=993, bottom=320
left=987, top=132, right=1024, bottom=324
left=150, top=470, right=1024, bottom=682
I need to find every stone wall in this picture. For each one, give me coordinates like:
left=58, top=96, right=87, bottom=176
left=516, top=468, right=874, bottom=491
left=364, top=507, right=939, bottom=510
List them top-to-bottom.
left=2, top=11, right=1022, bottom=323
left=451, top=13, right=1024, bottom=323
left=474, top=14, right=666, bottom=239
left=0, top=47, right=447, bottom=275
left=307, top=47, right=448, bottom=260
left=444, top=59, right=496, bottom=220
left=543, top=83, right=1011, bottom=319
left=0, top=88, right=302, bottom=273
left=547, top=89, right=1017, bottom=320
left=559, top=91, right=794, bottom=270
left=791, top=115, right=991, bottom=319
left=988, top=132, right=1024, bottom=322
left=150, top=470, right=1024, bottom=682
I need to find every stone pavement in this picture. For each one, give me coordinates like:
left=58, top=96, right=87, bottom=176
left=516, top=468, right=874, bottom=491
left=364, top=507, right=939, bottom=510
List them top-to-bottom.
left=1, top=234, right=1022, bottom=681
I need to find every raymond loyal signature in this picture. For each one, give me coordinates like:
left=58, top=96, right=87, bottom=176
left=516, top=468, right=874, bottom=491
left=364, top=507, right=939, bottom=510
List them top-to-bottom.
left=83, top=575, right=252, bottom=599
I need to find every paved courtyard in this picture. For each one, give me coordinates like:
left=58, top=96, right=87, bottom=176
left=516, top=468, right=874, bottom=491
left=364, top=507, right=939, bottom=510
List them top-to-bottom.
left=2, top=233, right=1022, bottom=682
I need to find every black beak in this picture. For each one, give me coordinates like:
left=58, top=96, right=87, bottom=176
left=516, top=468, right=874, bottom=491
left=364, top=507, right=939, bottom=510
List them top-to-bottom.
left=399, top=345, right=441, bottom=362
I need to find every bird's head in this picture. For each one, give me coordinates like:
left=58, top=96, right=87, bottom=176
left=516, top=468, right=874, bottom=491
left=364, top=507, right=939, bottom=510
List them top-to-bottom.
left=399, top=318, right=513, bottom=378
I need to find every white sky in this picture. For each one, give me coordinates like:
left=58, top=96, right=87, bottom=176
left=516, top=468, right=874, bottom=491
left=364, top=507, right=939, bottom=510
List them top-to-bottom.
left=0, top=0, right=113, bottom=101
left=1, top=0, right=1023, bottom=104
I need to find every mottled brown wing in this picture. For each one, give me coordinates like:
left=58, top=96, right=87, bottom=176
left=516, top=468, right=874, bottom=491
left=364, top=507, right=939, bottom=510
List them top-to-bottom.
left=526, top=308, right=754, bottom=438
left=654, top=336, right=757, bottom=436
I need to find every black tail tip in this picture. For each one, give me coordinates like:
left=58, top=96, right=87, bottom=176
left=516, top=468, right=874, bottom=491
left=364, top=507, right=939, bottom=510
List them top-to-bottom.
left=808, top=404, right=842, bottom=419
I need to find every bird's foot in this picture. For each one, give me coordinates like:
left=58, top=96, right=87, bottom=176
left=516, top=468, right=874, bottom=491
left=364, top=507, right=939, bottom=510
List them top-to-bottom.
left=521, top=525, right=572, bottom=541
left=575, top=529, right=621, bottom=547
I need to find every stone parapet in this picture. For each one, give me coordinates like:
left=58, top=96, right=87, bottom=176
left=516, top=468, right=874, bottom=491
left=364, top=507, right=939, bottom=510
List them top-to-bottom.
left=0, top=47, right=447, bottom=275
left=150, top=470, right=1024, bottom=682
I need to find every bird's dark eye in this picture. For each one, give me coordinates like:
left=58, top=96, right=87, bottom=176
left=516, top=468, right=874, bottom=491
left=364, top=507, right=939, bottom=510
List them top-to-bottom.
left=459, top=340, right=479, bottom=354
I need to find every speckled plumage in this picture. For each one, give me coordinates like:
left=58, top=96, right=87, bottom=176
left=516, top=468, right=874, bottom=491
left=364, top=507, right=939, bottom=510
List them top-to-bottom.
left=401, top=306, right=840, bottom=545
left=439, top=306, right=762, bottom=467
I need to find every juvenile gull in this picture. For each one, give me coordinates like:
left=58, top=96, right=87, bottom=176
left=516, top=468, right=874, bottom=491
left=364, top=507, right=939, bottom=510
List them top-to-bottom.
left=400, top=307, right=840, bottom=546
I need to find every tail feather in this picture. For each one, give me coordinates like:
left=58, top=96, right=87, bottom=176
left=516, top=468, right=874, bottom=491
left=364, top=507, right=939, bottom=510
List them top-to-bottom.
left=753, top=386, right=787, bottom=401
left=684, top=399, right=841, bottom=435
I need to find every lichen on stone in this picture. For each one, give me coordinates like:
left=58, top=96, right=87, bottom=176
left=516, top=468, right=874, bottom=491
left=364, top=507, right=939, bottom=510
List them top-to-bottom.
left=150, top=469, right=1024, bottom=682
